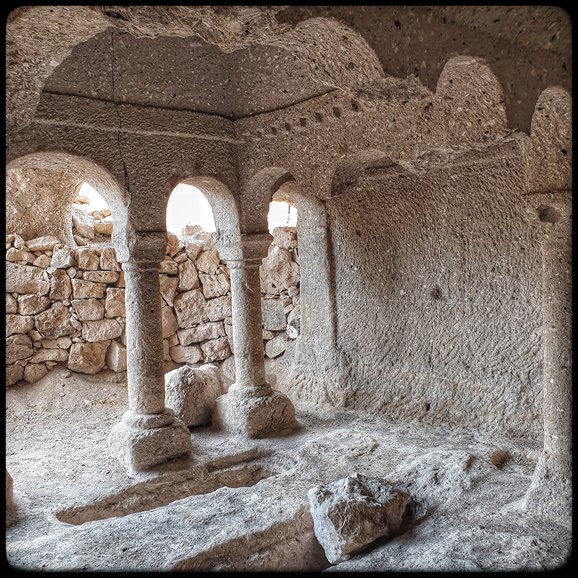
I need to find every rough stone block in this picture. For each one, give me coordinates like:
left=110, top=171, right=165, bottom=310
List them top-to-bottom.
left=71, top=209, right=95, bottom=239
left=94, top=220, right=113, bottom=235
left=272, top=226, right=298, bottom=250
left=166, top=233, right=181, bottom=256
left=25, top=236, right=61, bottom=251
left=185, top=241, right=203, bottom=262
left=51, top=245, right=75, bottom=269
left=260, top=246, right=300, bottom=294
left=99, top=247, right=121, bottom=271
left=6, top=248, right=30, bottom=263
left=75, top=248, right=100, bottom=270
left=195, top=249, right=220, bottom=274
left=32, top=254, right=52, bottom=268
left=160, top=259, right=178, bottom=275
left=177, top=260, right=200, bottom=291
left=6, top=262, right=50, bottom=295
left=49, top=269, right=72, bottom=301
left=82, top=271, right=119, bottom=284
left=199, top=272, right=230, bottom=299
left=159, top=275, right=178, bottom=307
left=71, top=279, right=106, bottom=299
left=104, top=288, right=125, bottom=318
left=174, top=289, right=207, bottom=327
left=6, top=293, right=18, bottom=314
left=17, top=294, right=51, bottom=316
left=205, top=295, right=231, bottom=322
left=71, top=298, right=105, bottom=321
left=261, top=298, right=287, bottom=331
left=35, top=302, right=76, bottom=338
left=161, top=305, right=179, bottom=338
left=287, top=305, right=301, bottom=338
left=6, top=314, right=35, bottom=336
left=81, top=319, right=122, bottom=342
left=177, top=321, right=225, bottom=345
left=265, top=332, right=291, bottom=358
left=6, top=334, right=34, bottom=364
left=41, top=336, right=72, bottom=349
left=201, top=337, right=231, bottom=362
left=106, top=340, right=127, bottom=372
left=67, top=341, right=110, bottom=374
left=169, top=344, right=203, bottom=364
left=29, top=348, right=69, bottom=363
left=6, top=363, right=24, bottom=386
left=23, top=363, right=50, bottom=384
left=165, top=364, right=223, bottom=427
left=213, top=389, right=297, bottom=438
left=108, top=411, right=192, bottom=471
left=308, top=473, right=410, bottom=564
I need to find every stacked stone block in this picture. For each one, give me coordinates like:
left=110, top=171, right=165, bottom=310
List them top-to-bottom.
left=5, top=228, right=300, bottom=386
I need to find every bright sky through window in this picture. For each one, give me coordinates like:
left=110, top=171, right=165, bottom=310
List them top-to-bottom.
left=76, top=182, right=109, bottom=210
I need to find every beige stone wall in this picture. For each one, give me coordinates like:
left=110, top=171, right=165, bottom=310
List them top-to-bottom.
left=5, top=228, right=300, bottom=386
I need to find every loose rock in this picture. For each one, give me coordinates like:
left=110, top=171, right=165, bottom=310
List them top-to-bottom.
left=165, top=364, right=223, bottom=427
left=308, top=473, right=411, bottom=564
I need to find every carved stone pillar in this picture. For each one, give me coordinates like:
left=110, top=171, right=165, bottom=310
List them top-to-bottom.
left=523, top=192, right=572, bottom=526
left=108, top=231, right=192, bottom=471
left=213, top=233, right=297, bottom=437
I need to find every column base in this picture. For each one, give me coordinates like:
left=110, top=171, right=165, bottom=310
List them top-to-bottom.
left=213, top=387, right=297, bottom=438
left=108, top=409, right=193, bottom=472
left=523, top=451, right=572, bottom=527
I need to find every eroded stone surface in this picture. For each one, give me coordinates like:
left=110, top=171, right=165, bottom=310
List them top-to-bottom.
left=67, top=341, right=110, bottom=374
left=165, top=364, right=223, bottom=427
left=213, top=389, right=297, bottom=438
left=308, top=473, right=410, bottom=563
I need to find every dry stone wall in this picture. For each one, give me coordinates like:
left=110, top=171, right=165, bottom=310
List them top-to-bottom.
left=5, top=228, right=300, bottom=386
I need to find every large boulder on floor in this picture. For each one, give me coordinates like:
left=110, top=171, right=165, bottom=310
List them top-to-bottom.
left=164, top=364, right=223, bottom=427
left=308, top=473, right=410, bottom=564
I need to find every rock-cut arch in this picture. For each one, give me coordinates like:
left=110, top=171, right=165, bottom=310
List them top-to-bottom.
left=7, top=151, right=129, bottom=248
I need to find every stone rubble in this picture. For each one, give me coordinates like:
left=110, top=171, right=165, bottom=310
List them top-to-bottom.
left=5, top=228, right=299, bottom=385
left=308, top=472, right=411, bottom=564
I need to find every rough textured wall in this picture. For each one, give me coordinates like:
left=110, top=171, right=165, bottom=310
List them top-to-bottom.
left=278, top=6, right=571, bottom=133
left=324, top=141, right=543, bottom=438
left=6, top=168, right=81, bottom=243
left=5, top=229, right=300, bottom=387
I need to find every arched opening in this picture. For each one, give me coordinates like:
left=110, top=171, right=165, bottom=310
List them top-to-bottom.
left=6, top=152, right=128, bottom=387
left=160, top=177, right=241, bottom=376
left=70, top=182, right=114, bottom=247
left=166, top=183, right=216, bottom=239
left=259, top=191, right=301, bottom=366
left=267, top=200, right=298, bottom=233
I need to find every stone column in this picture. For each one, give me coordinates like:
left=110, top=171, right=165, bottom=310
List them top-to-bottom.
left=279, top=192, right=350, bottom=405
left=523, top=193, right=572, bottom=526
left=108, top=231, right=192, bottom=471
left=213, top=233, right=297, bottom=438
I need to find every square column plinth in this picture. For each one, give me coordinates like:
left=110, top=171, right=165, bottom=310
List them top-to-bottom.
left=213, top=389, right=297, bottom=438
left=108, top=410, right=192, bottom=472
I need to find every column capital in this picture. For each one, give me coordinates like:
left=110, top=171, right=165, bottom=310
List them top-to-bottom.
left=113, top=229, right=167, bottom=264
left=216, top=232, right=273, bottom=264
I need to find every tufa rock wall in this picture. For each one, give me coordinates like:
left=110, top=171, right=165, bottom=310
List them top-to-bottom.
left=321, top=139, right=543, bottom=439
left=5, top=228, right=300, bottom=386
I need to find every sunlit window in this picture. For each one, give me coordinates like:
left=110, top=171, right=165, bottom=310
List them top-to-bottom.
left=166, top=184, right=216, bottom=236
left=268, top=201, right=297, bottom=233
